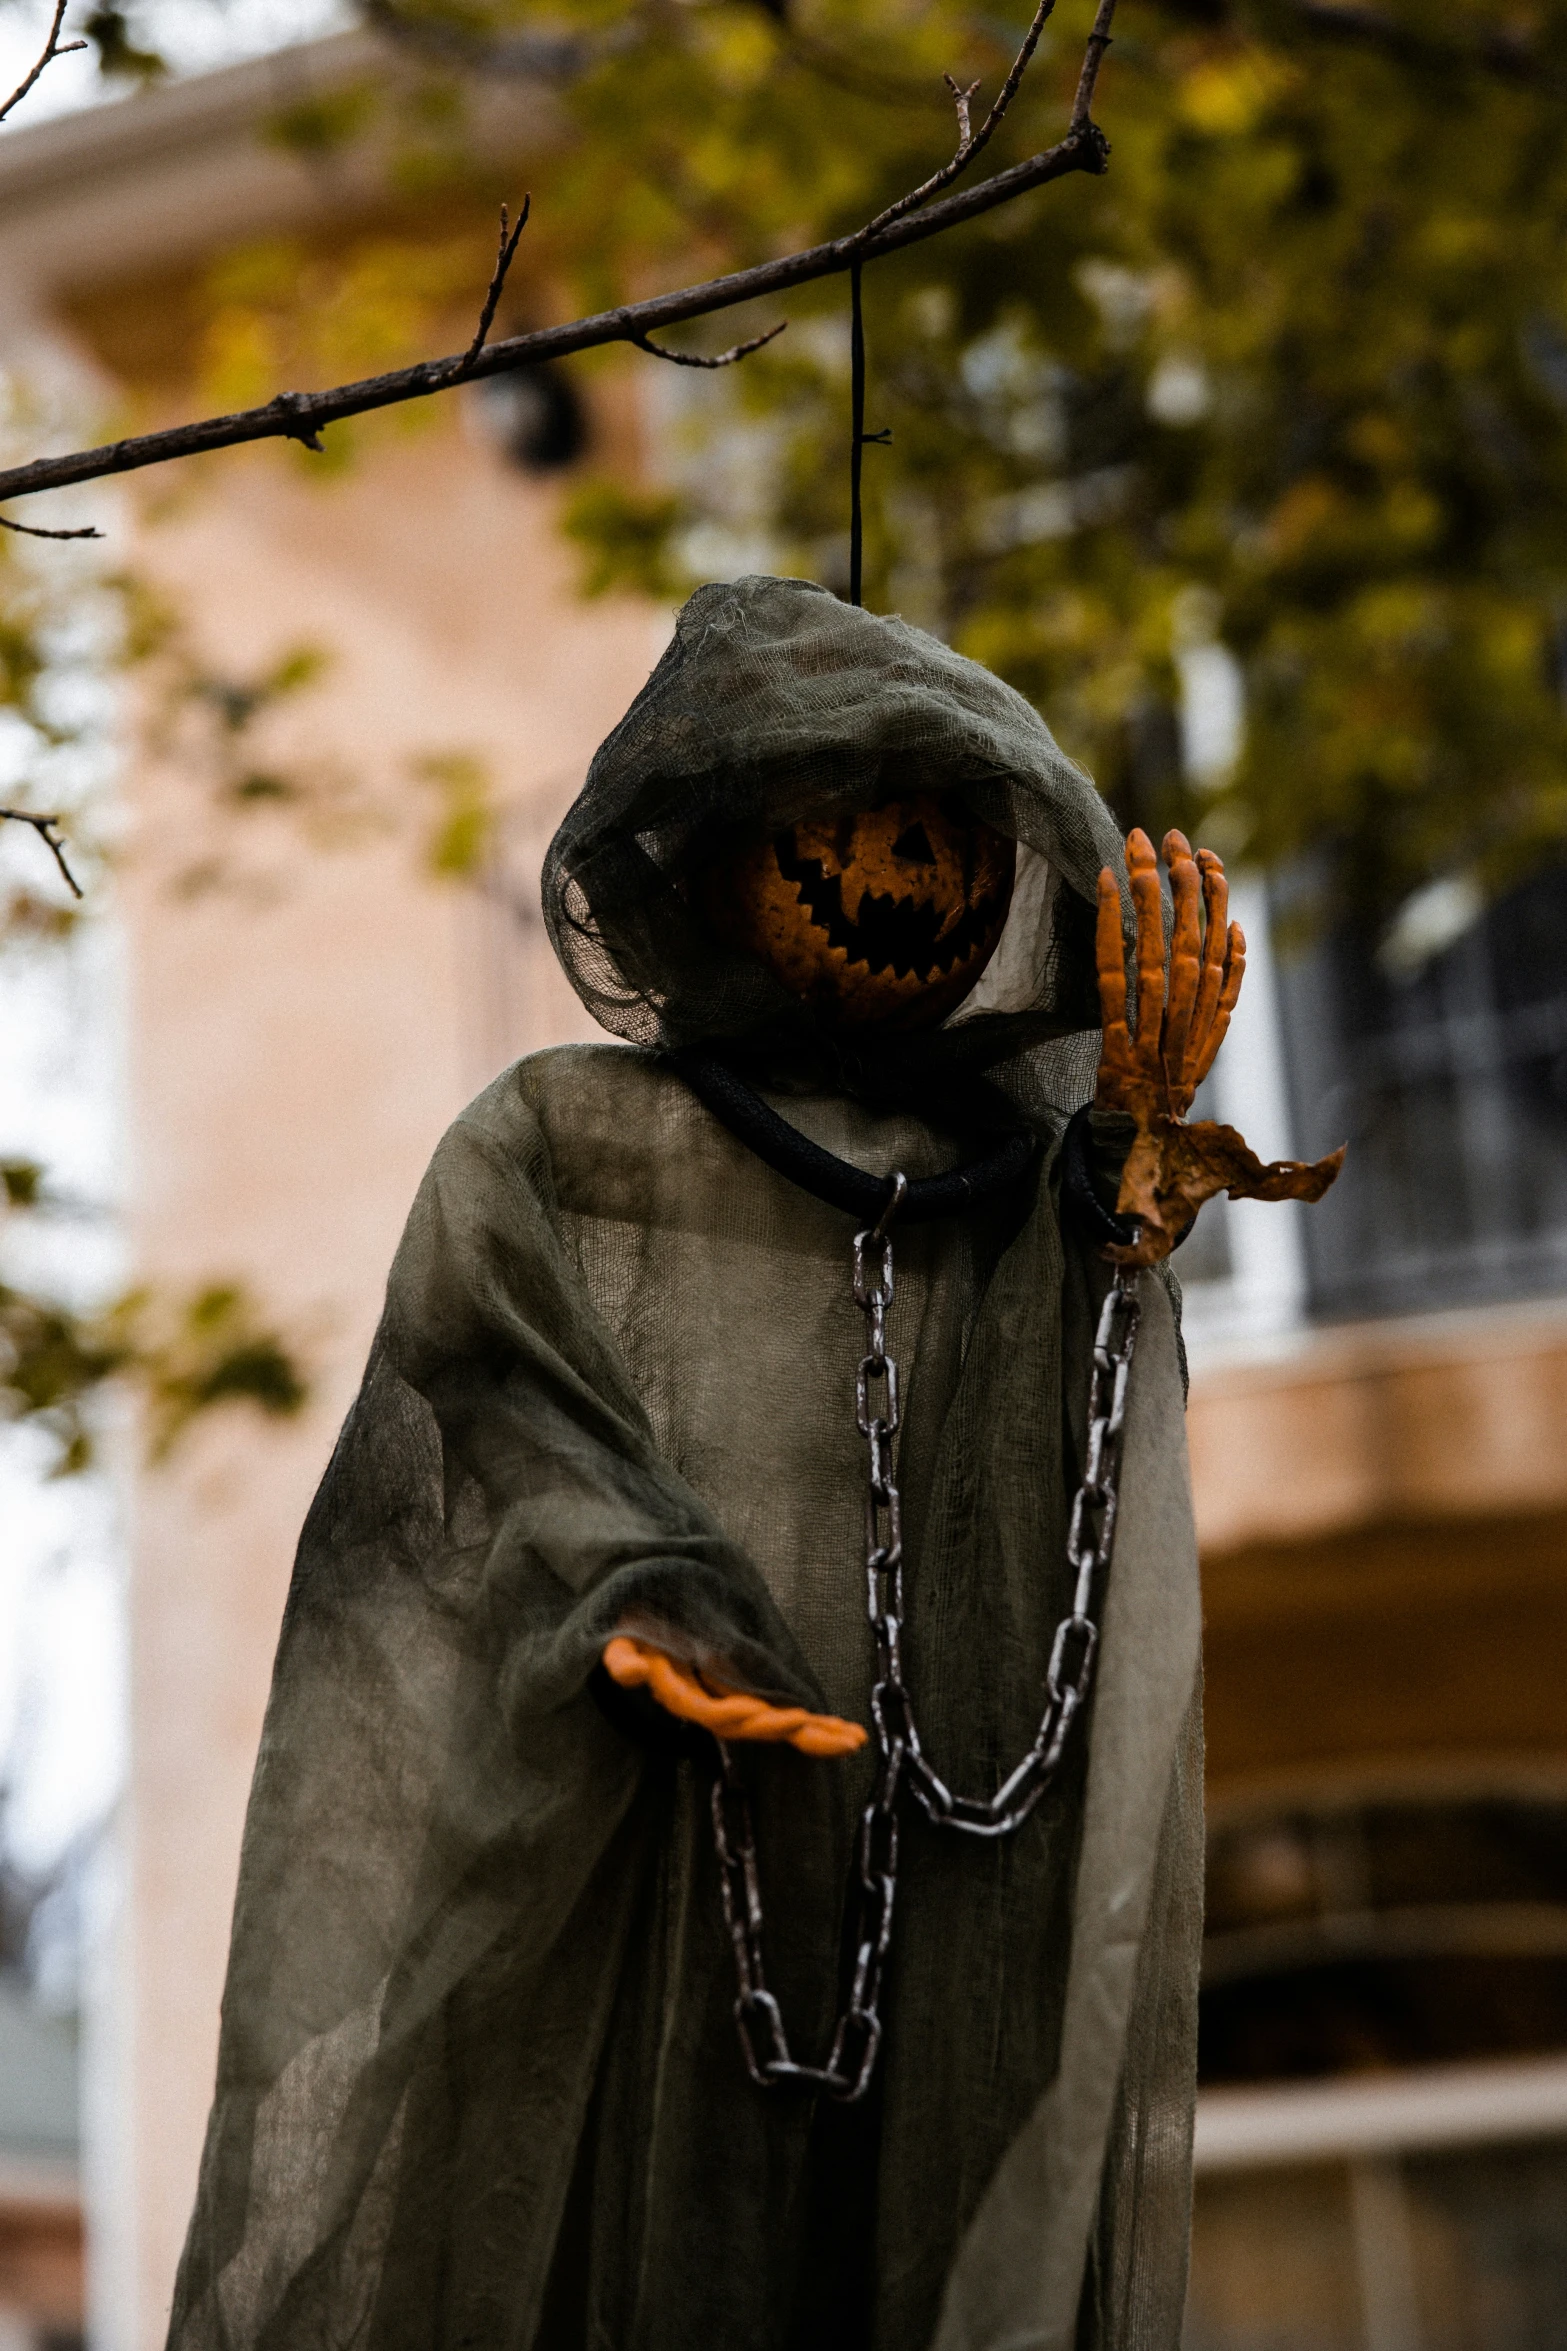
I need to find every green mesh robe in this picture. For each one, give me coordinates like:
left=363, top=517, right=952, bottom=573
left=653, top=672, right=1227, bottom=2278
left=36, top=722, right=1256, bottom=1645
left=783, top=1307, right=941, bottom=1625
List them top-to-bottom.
left=168, top=578, right=1204, bottom=2351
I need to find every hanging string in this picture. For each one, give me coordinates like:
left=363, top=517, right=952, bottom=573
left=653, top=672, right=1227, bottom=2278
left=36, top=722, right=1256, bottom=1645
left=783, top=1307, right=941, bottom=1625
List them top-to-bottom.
left=848, top=259, right=891, bottom=608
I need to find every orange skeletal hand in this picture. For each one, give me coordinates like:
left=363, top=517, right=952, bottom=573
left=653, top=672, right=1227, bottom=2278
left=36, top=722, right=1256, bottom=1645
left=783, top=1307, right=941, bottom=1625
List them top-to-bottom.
left=1096, top=824, right=1245, bottom=1123
left=1094, top=827, right=1344, bottom=1266
left=601, top=1635, right=868, bottom=1759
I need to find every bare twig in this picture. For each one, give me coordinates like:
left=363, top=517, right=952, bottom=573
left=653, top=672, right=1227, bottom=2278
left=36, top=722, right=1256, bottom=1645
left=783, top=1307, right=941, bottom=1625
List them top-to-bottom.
left=0, top=0, right=87, bottom=126
left=861, top=0, right=1061, bottom=238
left=1071, top=0, right=1117, bottom=126
left=0, top=2, right=1117, bottom=511
left=946, top=73, right=981, bottom=148
left=452, top=197, right=532, bottom=378
left=630, top=320, right=788, bottom=369
left=267, top=391, right=326, bottom=452
left=0, top=514, right=102, bottom=540
left=0, top=810, right=84, bottom=898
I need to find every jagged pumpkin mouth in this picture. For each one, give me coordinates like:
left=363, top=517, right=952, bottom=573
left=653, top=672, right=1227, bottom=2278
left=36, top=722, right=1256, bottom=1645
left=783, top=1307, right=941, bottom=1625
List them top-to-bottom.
left=697, top=792, right=1017, bottom=1030
left=773, top=835, right=1010, bottom=983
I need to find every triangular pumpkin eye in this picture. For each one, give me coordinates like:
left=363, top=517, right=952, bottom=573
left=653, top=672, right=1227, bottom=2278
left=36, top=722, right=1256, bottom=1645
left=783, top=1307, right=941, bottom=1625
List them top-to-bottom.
left=891, top=821, right=936, bottom=865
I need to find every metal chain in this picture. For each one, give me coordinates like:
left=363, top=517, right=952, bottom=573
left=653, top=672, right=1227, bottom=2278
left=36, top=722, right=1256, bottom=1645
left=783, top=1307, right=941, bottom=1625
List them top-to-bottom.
left=709, top=1169, right=1142, bottom=2098
left=709, top=1178, right=911, bottom=2104
left=860, top=1186, right=1142, bottom=1836
left=711, top=1714, right=904, bottom=2102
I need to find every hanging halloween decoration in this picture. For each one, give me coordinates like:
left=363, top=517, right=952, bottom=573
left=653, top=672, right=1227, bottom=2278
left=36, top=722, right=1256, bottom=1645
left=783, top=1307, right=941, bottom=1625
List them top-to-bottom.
left=168, top=577, right=1343, bottom=2351
left=696, top=792, right=1016, bottom=1029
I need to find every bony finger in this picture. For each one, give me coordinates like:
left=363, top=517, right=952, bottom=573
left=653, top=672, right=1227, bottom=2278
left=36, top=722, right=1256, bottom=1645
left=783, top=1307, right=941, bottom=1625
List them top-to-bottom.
left=1126, top=829, right=1165, bottom=1058
left=1160, top=830, right=1202, bottom=1110
left=1197, top=845, right=1229, bottom=915
left=1189, top=848, right=1231, bottom=1071
left=1094, top=867, right=1134, bottom=1099
left=1095, top=867, right=1128, bottom=1021
left=1221, top=919, right=1246, bottom=1008
left=1192, top=920, right=1247, bottom=1088
left=1215, top=920, right=1247, bottom=1029
left=1221, top=921, right=1249, bottom=1006
left=602, top=1634, right=654, bottom=1688
left=601, top=1636, right=866, bottom=1758
left=607, top=1639, right=730, bottom=1725
left=643, top=1650, right=715, bottom=1718
left=653, top=1663, right=769, bottom=1734
left=713, top=1694, right=867, bottom=1753
left=720, top=1700, right=810, bottom=1740
left=792, top=1717, right=870, bottom=1758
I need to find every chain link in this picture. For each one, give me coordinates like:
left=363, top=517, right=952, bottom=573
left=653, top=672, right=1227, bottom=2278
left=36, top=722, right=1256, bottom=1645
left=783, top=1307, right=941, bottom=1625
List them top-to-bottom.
left=708, top=1168, right=1142, bottom=2099
left=854, top=1180, right=1142, bottom=1838
left=711, top=1717, right=904, bottom=2102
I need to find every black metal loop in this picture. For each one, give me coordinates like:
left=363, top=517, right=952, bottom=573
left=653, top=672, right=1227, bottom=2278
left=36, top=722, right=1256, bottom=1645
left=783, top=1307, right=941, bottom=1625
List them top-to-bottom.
left=668, top=1047, right=1037, bottom=1224
left=1059, top=1102, right=1200, bottom=1254
left=1059, top=1104, right=1140, bottom=1251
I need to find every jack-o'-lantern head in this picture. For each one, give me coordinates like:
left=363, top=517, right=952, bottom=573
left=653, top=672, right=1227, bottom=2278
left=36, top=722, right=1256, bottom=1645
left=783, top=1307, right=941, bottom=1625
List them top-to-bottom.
left=696, top=790, right=1016, bottom=1030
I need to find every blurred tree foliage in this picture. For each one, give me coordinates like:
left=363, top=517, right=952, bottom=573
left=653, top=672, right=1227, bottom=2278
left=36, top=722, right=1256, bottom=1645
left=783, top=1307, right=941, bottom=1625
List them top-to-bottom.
left=4, top=0, right=1566, bottom=1460
left=5, top=0, right=1566, bottom=920
left=159, top=0, right=1567, bottom=923
left=532, top=0, right=1567, bottom=920
left=0, top=516, right=479, bottom=1471
left=0, top=527, right=312, bottom=1469
left=0, top=1168, right=307, bottom=1476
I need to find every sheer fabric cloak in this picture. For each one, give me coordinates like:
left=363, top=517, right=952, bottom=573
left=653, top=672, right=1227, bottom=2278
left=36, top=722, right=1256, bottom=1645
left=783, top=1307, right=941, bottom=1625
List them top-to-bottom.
left=169, top=579, right=1203, bottom=2351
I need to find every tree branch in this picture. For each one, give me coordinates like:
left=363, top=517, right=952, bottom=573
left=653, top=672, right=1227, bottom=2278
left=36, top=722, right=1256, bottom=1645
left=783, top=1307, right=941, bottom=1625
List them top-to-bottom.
left=0, top=0, right=88, bottom=126
left=862, top=0, right=1060, bottom=238
left=1071, top=0, right=1117, bottom=125
left=0, top=2, right=1117, bottom=512
left=450, top=197, right=531, bottom=379
left=630, top=320, right=788, bottom=369
left=0, top=514, right=101, bottom=540
left=0, top=810, right=84, bottom=898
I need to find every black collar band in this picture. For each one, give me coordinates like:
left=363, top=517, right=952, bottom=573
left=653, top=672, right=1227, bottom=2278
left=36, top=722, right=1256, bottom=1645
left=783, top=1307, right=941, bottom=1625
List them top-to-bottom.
left=665, top=1046, right=1037, bottom=1225
left=1058, top=1104, right=1141, bottom=1251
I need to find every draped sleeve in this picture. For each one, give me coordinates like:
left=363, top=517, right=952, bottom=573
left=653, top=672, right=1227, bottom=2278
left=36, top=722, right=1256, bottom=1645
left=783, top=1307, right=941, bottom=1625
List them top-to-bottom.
left=168, top=1072, right=825, bottom=2351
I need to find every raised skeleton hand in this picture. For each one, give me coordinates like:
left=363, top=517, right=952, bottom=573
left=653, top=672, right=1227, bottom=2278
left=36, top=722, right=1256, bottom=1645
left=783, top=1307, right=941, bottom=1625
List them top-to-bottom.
left=1094, top=827, right=1344, bottom=1266
left=602, top=1634, right=867, bottom=1759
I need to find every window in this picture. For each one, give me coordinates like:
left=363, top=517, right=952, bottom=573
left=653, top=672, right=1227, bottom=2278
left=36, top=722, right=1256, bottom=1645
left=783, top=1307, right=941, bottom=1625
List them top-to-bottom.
left=1274, top=866, right=1567, bottom=1320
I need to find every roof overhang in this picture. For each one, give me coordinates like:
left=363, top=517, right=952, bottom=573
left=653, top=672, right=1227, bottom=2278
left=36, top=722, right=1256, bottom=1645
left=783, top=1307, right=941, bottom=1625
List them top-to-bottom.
left=0, top=29, right=553, bottom=304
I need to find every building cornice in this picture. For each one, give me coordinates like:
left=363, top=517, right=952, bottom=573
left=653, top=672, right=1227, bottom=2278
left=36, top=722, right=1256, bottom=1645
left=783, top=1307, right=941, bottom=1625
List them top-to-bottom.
left=0, top=28, right=552, bottom=298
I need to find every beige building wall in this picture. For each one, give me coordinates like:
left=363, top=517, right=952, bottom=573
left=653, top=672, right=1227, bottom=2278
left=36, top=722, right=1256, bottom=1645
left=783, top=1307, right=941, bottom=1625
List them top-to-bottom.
left=1189, top=1302, right=1567, bottom=1556
left=1188, top=1304, right=1567, bottom=1795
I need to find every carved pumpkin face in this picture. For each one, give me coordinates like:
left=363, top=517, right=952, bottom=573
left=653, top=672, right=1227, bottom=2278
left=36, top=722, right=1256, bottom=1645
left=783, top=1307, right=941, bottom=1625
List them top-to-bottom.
left=698, top=793, right=1016, bottom=1029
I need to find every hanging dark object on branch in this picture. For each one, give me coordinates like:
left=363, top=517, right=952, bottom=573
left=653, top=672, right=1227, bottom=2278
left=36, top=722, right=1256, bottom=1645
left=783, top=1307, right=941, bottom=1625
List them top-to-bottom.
left=0, top=0, right=1118, bottom=519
